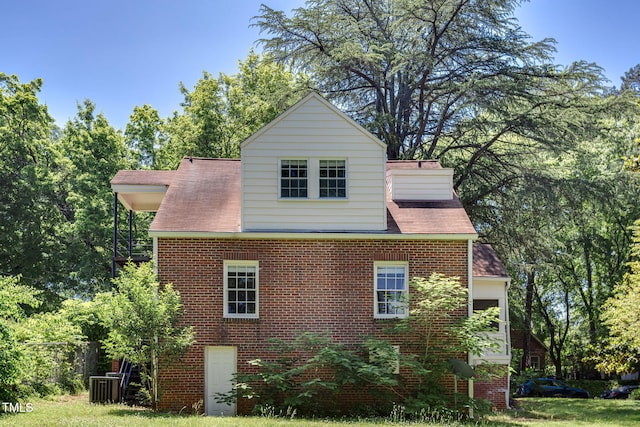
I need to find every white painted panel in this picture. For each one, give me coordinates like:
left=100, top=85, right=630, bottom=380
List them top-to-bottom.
left=387, top=170, right=453, bottom=200
left=205, top=346, right=236, bottom=416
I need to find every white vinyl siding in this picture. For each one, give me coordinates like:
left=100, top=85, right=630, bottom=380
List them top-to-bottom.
left=241, top=94, right=386, bottom=231
left=387, top=169, right=454, bottom=201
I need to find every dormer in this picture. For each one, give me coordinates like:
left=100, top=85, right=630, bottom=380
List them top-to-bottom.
left=240, top=93, right=387, bottom=232
left=386, top=160, right=454, bottom=201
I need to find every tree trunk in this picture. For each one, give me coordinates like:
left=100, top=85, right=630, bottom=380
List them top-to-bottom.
left=522, top=270, right=535, bottom=371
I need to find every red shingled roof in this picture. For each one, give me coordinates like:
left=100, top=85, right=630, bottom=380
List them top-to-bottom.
left=114, top=157, right=477, bottom=236
left=150, top=158, right=241, bottom=233
left=111, top=170, right=176, bottom=186
left=386, top=196, right=476, bottom=235
left=473, top=243, right=508, bottom=277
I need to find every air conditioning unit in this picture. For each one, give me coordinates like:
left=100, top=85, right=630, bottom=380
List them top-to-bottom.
left=89, top=376, right=120, bottom=403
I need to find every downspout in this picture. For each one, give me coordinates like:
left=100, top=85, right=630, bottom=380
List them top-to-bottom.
left=112, top=192, right=118, bottom=279
left=153, top=237, right=158, bottom=275
left=467, top=239, right=474, bottom=418
left=505, top=278, right=512, bottom=409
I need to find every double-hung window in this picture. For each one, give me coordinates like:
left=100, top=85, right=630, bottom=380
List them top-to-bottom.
left=280, top=160, right=308, bottom=198
left=319, top=160, right=346, bottom=198
left=224, top=261, right=259, bottom=318
left=374, top=262, right=408, bottom=318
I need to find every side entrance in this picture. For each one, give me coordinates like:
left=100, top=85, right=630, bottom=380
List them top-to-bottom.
left=204, top=346, right=236, bottom=416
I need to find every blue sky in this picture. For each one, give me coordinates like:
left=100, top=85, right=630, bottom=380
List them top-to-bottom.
left=2, top=0, right=638, bottom=131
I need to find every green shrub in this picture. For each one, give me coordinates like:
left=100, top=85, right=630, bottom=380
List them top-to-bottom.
left=0, top=322, right=25, bottom=401
left=219, top=332, right=402, bottom=417
left=630, top=387, right=640, bottom=400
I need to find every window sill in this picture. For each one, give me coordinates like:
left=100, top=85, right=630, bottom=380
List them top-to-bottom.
left=278, top=198, right=349, bottom=202
left=223, top=317, right=260, bottom=323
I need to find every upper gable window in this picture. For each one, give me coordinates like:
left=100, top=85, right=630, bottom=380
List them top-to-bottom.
left=280, top=160, right=308, bottom=198
left=319, top=160, right=346, bottom=198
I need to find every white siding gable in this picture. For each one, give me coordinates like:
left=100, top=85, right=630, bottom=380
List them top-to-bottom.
left=240, top=93, right=387, bottom=232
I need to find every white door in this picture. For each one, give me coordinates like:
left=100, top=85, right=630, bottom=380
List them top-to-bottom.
left=204, top=346, right=237, bottom=416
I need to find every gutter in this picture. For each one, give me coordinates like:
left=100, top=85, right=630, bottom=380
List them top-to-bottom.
left=148, top=231, right=478, bottom=241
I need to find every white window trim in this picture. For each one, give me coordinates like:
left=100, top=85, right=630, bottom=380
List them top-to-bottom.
left=278, top=157, right=349, bottom=200
left=279, top=158, right=309, bottom=199
left=318, top=158, right=348, bottom=199
left=223, top=260, right=259, bottom=319
left=373, top=261, right=409, bottom=319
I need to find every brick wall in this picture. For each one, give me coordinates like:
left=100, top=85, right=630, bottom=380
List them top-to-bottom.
left=156, top=238, right=472, bottom=414
left=473, top=365, right=510, bottom=410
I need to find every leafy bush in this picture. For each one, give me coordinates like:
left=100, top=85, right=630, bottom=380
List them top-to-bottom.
left=96, top=262, right=194, bottom=411
left=14, top=310, right=89, bottom=397
left=0, top=321, right=25, bottom=401
left=218, top=332, right=402, bottom=417
left=630, top=387, right=640, bottom=400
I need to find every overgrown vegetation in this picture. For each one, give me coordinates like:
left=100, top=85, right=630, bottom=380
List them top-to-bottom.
left=95, top=262, right=194, bottom=410
left=218, top=274, right=500, bottom=420
left=0, top=276, right=95, bottom=401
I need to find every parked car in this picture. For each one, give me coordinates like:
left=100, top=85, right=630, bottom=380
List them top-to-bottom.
left=515, top=378, right=590, bottom=398
left=600, top=385, right=639, bottom=399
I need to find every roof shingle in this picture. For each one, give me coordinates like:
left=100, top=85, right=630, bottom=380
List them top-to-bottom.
left=115, top=157, right=477, bottom=236
left=473, top=243, right=508, bottom=278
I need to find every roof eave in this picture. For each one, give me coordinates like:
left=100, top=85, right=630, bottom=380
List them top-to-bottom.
left=148, top=231, right=479, bottom=240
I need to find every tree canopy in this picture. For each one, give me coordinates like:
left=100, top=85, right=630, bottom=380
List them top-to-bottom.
left=255, top=0, right=612, bottom=208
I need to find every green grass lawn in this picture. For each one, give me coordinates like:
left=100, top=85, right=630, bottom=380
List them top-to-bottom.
left=1, top=394, right=639, bottom=427
left=487, top=397, right=640, bottom=427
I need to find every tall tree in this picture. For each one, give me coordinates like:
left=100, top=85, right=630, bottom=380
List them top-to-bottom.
left=256, top=0, right=609, bottom=206
left=222, top=50, right=309, bottom=143
left=159, top=52, right=306, bottom=168
left=621, top=64, right=640, bottom=94
left=0, top=73, right=67, bottom=294
left=482, top=92, right=640, bottom=375
left=57, top=100, right=131, bottom=294
left=125, top=104, right=164, bottom=170
left=599, top=222, right=640, bottom=374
